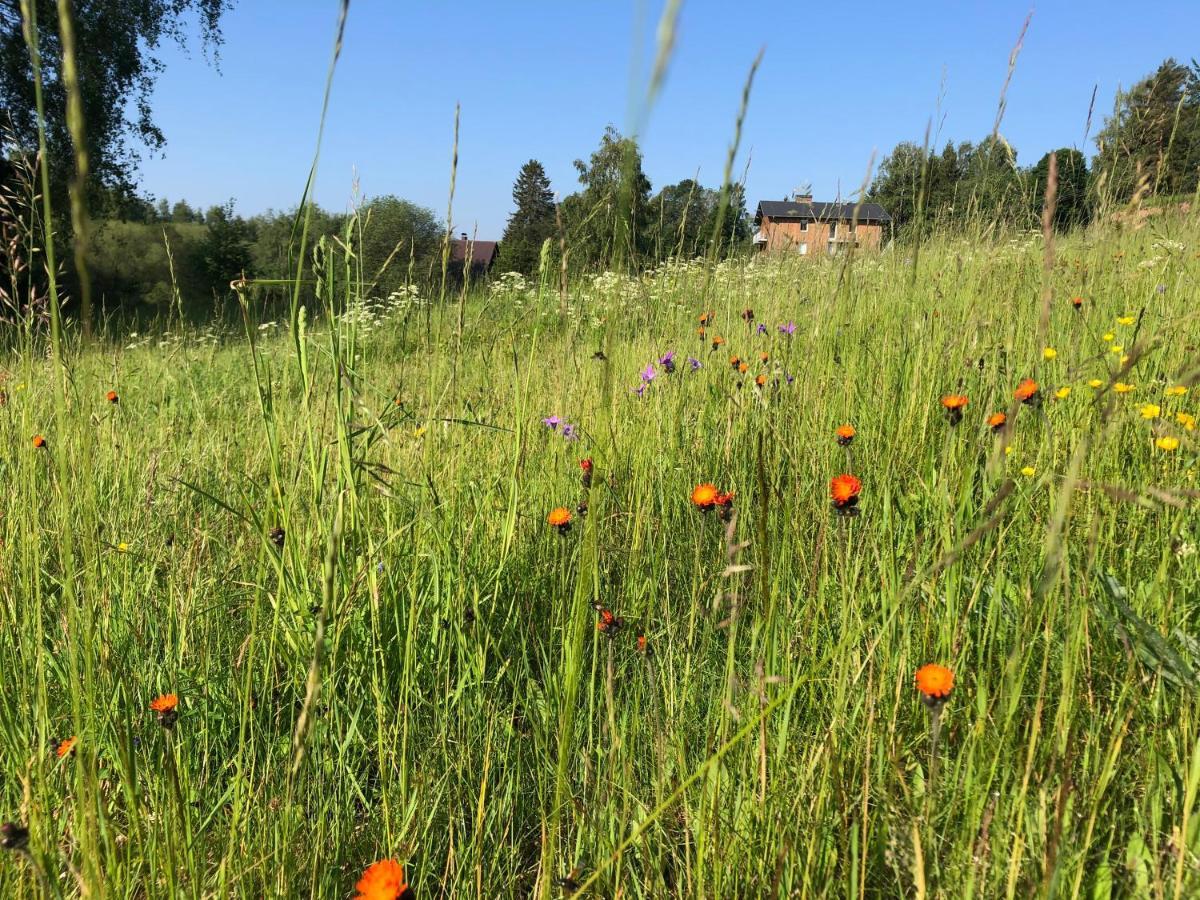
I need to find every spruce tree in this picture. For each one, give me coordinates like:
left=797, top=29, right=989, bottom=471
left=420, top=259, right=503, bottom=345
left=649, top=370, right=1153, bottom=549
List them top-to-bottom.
left=499, top=160, right=556, bottom=276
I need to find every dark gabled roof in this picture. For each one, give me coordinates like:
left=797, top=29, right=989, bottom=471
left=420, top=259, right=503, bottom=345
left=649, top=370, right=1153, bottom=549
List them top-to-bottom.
left=754, top=200, right=891, bottom=224
left=450, top=239, right=500, bottom=265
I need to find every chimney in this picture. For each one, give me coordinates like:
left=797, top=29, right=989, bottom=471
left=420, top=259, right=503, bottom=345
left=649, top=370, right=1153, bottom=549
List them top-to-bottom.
left=793, top=189, right=813, bottom=203
left=460, top=232, right=468, bottom=241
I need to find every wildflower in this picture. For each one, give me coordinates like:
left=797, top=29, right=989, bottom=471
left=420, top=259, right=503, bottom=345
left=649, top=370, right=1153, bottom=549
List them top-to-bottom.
left=1071, top=296, right=1084, bottom=309
left=741, top=308, right=754, bottom=323
left=699, top=311, right=712, bottom=325
left=1116, top=315, right=1135, bottom=326
left=778, top=321, right=796, bottom=335
left=756, top=323, right=767, bottom=335
left=697, top=326, right=706, bottom=338
left=1102, top=332, right=1114, bottom=342
left=711, top=336, right=725, bottom=351
left=1111, top=345, right=1123, bottom=354
left=1043, top=347, right=1057, bottom=360
left=659, top=351, right=676, bottom=374
left=759, top=351, right=769, bottom=364
left=729, top=355, right=741, bottom=370
left=688, top=357, right=702, bottom=371
left=738, top=362, right=749, bottom=374
left=641, top=364, right=656, bottom=384
left=754, top=373, right=767, bottom=388
left=1014, top=379, right=1040, bottom=405
left=1088, top=379, right=1104, bottom=389
left=1114, top=382, right=1134, bottom=394
left=632, top=384, right=647, bottom=398
left=1166, top=385, right=1189, bottom=397
left=1055, top=387, right=1071, bottom=400
left=106, top=390, right=119, bottom=404
left=940, top=394, right=969, bottom=425
left=1140, top=404, right=1160, bottom=420
left=986, top=412, right=1007, bottom=432
left=1176, top=412, right=1196, bottom=431
left=542, top=416, right=561, bottom=431
left=561, top=424, right=579, bottom=441
left=835, top=424, right=856, bottom=446
left=32, top=434, right=46, bottom=449
left=1156, top=436, right=1180, bottom=451
left=1004, top=445, right=1014, bottom=456
left=580, top=458, right=593, bottom=489
left=1021, top=466, right=1036, bottom=477
left=830, top=474, right=861, bottom=514
left=691, top=483, right=719, bottom=511
left=547, top=507, right=572, bottom=534
left=269, top=527, right=285, bottom=548
left=117, top=542, right=129, bottom=553
left=594, top=604, right=625, bottom=636
left=636, top=633, right=649, bottom=654
left=914, top=664, right=954, bottom=707
left=150, top=693, right=179, bottom=729
left=55, top=736, right=77, bottom=759
left=0, top=822, right=28, bottom=852
left=354, top=859, right=412, bottom=900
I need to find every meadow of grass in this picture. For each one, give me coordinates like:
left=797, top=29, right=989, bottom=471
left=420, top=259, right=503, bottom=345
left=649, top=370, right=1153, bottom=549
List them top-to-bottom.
left=1, top=209, right=1199, bottom=898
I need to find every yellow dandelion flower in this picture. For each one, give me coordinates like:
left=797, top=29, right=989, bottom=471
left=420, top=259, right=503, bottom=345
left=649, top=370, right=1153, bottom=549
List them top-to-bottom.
left=1116, top=316, right=1135, bottom=326
left=1102, top=333, right=1115, bottom=342
left=1111, top=345, right=1123, bottom=354
left=1043, top=347, right=1058, bottom=360
left=1088, top=379, right=1104, bottom=389
left=1114, top=382, right=1134, bottom=394
left=1166, top=385, right=1189, bottom=397
left=1055, top=386, right=1071, bottom=400
left=1140, top=404, right=1160, bottom=420
left=1176, top=412, right=1196, bottom=431
left=1155, top=436, right=1180, bottom=452
left=1004, top=445, right=1014, bottom=456
left=1020, top=466, right=1036, bottom=477
left=117, top=542, right=129, bottom=553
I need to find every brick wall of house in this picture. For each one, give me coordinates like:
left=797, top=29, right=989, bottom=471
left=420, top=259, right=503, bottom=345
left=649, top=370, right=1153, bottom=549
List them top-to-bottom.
left=761, top=218, right=884, bottom=255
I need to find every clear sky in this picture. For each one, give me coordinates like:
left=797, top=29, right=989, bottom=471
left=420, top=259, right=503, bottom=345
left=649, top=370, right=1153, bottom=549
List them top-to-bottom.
left=136, top=0, right=1199, bottom=236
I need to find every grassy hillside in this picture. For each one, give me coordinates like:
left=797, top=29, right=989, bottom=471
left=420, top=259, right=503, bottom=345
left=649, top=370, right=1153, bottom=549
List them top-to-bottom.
left=1, top=213, right=1198, bottom=897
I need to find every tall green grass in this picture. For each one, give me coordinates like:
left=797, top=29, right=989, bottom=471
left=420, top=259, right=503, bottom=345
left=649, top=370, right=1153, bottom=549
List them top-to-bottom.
left=1, top=210, right=1199, bottom=896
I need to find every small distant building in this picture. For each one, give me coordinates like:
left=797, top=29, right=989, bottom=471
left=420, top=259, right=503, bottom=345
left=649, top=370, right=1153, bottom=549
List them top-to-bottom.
left=752, top=192, right=890, bottom=256
left=449, top=233, right=500, bottom=278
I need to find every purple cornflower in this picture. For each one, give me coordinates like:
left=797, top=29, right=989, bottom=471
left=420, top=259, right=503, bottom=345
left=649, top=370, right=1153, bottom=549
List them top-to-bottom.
left=778, top=321, right=796, bottom=336
left=756, top=323, right=767, bottom=335
left=659, top=351, right=676, bottom=374
left=688, top=356, right=702, bottom=371
left=641, top=363, right=657, bottom=383
left=784, top=372, right=795, bottom=385
left=633, top=384, right=647, bottom=398
left=542, top=415, right=561, bottom=430
left=562, top=423, right=579, bottom=440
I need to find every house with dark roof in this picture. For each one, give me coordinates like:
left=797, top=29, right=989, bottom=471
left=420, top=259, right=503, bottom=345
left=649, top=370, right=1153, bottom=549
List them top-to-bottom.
left=752, top=192, right=890, bottom=256
left=449, top=233, right=500, bottom=279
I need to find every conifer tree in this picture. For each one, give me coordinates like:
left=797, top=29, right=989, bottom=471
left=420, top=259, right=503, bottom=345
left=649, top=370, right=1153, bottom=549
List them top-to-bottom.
left=499, top=160, right=556, bottom=275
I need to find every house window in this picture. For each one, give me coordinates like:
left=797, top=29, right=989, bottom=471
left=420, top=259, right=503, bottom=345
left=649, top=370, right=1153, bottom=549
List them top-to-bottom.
left=799, top=220, right=808, bottom=232
left=848, top=221, right=856, bottom=234
left=829, top=222, right=837, bottom=239
left=798, top=242, right=808, bottom=255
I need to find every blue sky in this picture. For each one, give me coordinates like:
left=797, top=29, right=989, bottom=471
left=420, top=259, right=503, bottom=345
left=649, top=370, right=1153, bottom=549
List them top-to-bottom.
left=137, top=1, right=1199, bottom=235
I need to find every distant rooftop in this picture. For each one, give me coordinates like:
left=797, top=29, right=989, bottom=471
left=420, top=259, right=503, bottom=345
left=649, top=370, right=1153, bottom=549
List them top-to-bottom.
left=755, top=199, right=891, bottom=225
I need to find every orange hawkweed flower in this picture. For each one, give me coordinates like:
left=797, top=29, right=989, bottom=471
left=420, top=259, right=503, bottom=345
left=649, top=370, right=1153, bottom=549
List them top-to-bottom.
left=1071, top=295, right=1083, bottom=309
left=699, top=311, right=712, bottom=325
left=697, top=326, right=706, bottom=338
left=711, top=335, right=725, bottom=351
left=758, top=351, right=769, bottom=363
left=729, top=355, right=741, bottom=369
left=738, top=362, right=749, bottom=374
left=754, top=374, right=767, bottom=387
left=1014, top=378, right=1039, bottom=404
left=106, top=390, right=119, bottom=404
left=940, top=394, right=968, bottom=425
left=986, top=411, right=1007, bottom=432
left=835, top=424, right=856, bottom=446
left=32, top=434, right=46, bottom=449
left=830, top=474, right=861, bottom=511
left=691, top=482, right=719, bottom=510
left=547, top=507, right=572, bottom=533
left=594, top=604, right=625, bottom=636
left=636, top=633, right=648, bottom=654
left=915, top=664, right=954, bottom=703
left=150, top=693, right=179, bottom=728
left=55, top=736, right=77, bottom=759
left=354, top=859, right=412, bottom=900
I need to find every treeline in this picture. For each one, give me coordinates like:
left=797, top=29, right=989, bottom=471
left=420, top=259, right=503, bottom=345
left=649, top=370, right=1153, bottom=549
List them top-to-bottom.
left=869, top=58, right=1200, bottom=237
left=83, top=125, right=752, bottom=312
